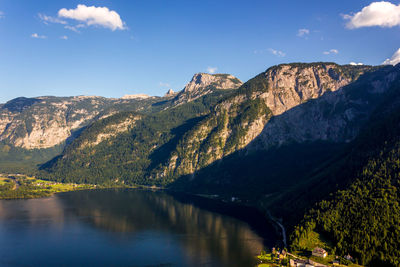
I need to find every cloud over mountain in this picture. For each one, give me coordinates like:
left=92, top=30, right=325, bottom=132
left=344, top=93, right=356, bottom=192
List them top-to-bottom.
left=383, top=48, right=400, bottom=65
left=207, top=67, right=218, bottom=74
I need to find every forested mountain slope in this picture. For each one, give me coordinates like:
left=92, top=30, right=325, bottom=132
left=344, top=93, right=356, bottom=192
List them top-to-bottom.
left=290, top=84, right=400, bottom=266
left=39, top=89, right=238, bottom=184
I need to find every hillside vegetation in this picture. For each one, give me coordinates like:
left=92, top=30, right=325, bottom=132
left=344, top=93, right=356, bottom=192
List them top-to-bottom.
left=289, top=85, right=400, bottom=266
left=39, top=90, right=234, bottom=185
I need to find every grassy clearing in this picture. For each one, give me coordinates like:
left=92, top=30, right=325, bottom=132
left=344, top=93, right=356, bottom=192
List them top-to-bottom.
left=0, top=175, right=116, bottom=199
left=295, top=230, right=333, bottom=252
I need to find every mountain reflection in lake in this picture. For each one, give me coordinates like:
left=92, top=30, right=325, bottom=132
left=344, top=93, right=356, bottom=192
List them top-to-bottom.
left=0, top=189, right=277, bottom=267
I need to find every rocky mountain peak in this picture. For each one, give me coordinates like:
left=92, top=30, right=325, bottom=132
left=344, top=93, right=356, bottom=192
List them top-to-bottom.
left=171, top=73, right=242, bottom=106
left=183, top=73, right=242, bottom=93
left=164, top=89, right=175, bottom=97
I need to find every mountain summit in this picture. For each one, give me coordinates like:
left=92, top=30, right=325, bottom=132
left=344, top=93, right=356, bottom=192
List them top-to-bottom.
left=172, top=73, right=242, bottom=105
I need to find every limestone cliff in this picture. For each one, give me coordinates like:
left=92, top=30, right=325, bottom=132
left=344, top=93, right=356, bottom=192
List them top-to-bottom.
left=0, top=95, right=158, bottom=149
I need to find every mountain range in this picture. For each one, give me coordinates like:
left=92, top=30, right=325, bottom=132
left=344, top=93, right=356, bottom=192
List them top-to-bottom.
left=1, top=62, right=400, bottom=265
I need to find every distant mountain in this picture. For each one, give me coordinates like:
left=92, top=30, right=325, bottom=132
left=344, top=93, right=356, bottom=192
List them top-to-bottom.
left=0, top=95, right=158, bottom=150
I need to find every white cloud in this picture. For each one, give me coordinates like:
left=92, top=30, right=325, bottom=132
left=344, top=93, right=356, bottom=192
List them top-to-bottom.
left=344, top=1, right=400, bottom=29
left=58, top=4, right=126, bottom=31
left=0, top=11, right=4, bottom=19
left=39, top=13, right=67, bottom=25
left=64, top=24, right=86, bottom=33
left=64, top=25, right=81, bottom=33
left=297, top=28, right=310, bottom=37
left=31, top=33, right=47, bottom=39
left=60, top=35, right=68, bottom=40
left=268, top=48, right=286, bottom=57
left=382, top=48, right=400, bottom=65
left=323, top=49, right=339, bottom=55
left=349, top=62, right=364, bottom=66
left=207, top=67, right=218, bottom=74
left=159, top=82, right=170, bottom=87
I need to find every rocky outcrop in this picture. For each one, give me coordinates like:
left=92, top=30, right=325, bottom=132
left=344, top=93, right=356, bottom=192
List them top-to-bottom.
left=258, top=63, right=354, bottom=115
left=252, top=64, right=399, bottom=149
left=172, top=73, right=242, bottom=105
left=164, top=89, right=176, bottom=97
left=80, top=114, right=141, bottom=149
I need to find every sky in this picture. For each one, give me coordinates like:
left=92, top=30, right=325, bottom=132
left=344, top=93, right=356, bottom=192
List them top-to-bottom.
left=1, top=0, right=400, bottom=103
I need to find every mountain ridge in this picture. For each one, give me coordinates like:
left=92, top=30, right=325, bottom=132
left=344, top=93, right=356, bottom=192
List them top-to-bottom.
left=0, top=72, right=241, bottom=150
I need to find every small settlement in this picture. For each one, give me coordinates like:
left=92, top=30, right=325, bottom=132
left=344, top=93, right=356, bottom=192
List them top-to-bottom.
left=258, top=246, right=355, bottom=267
left=312, top=247, right=328, bottom=258
left=290, top=258, right=329, bottom=267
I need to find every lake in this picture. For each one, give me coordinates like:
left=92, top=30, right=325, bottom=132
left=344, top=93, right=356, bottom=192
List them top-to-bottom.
left=0, top=189, right=278, bottom=267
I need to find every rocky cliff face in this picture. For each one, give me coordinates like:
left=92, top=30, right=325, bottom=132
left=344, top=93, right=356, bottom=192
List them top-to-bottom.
left=155, top=63, right=384, bottom=180
left=253, top=64, right=399, bottom=149
left=172, top=73, right=242, bottom=105
left=164, top=89, right=176, bottom=97
left=0, top=95, right=158, bottom=149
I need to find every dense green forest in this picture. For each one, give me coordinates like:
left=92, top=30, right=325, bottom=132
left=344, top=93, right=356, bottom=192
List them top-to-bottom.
left=290, top=86, right=400, bottom=266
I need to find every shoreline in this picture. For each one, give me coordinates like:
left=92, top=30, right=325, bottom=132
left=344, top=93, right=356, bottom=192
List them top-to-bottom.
left=0, top=175, right=142, bottom=200
left=0, top=181, right=166, bottom=201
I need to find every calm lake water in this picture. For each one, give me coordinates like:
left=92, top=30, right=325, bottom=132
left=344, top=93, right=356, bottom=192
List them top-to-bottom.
left=0, top=189, right=277, bottom=267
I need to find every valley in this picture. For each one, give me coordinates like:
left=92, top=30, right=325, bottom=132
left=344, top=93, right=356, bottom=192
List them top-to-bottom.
left=3, top=1, right=400, bottom=266
left=1, top=62, right=400, bottom=266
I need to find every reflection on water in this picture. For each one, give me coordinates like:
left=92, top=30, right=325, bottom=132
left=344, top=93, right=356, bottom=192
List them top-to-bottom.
left=0, top=189, right=277, bottom=267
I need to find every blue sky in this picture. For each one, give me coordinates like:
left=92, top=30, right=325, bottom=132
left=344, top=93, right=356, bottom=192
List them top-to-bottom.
left=0, top=0, right=399, bottom=103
